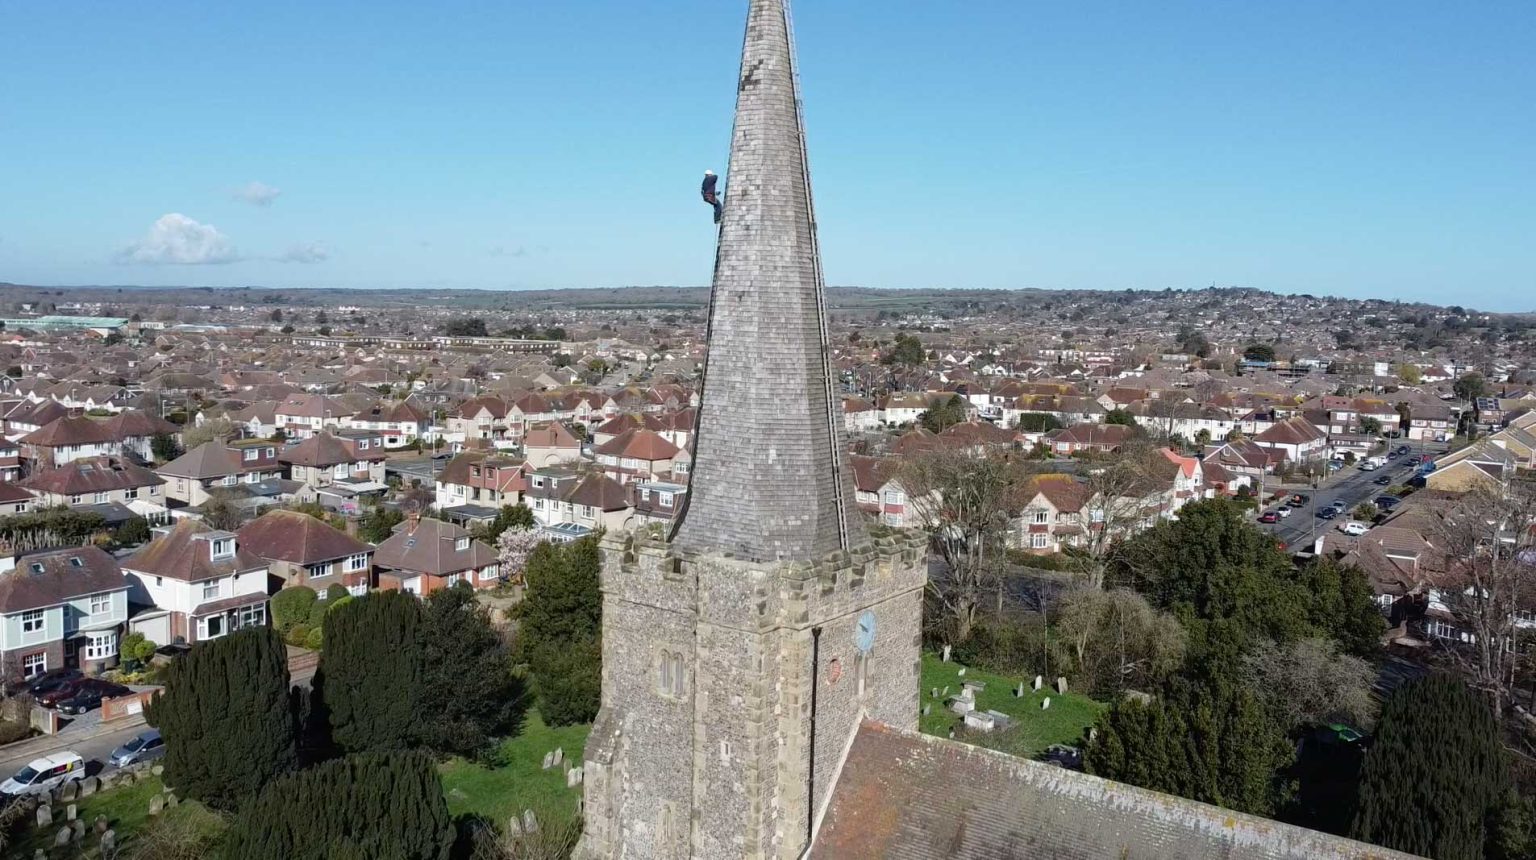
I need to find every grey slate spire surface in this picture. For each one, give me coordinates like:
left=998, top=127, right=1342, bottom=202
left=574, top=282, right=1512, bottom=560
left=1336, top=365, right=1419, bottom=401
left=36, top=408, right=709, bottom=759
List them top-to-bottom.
left=671, top=0, right=866, bottom=563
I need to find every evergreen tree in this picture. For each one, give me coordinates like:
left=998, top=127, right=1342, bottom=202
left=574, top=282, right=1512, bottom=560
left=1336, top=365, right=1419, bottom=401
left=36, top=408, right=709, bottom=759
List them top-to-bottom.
left=918, top=394, right=967, bottom=433
left=1103, top=407, right=1138, bottom=427
left=358, top=505, right=405, bottom=543
left=517, top=537, right=602, bottom=725
left=1296, top=559, right=1384, bottom=657
left=419, top=582, right=525, bottom=756
left=271, top=585, right=318, bottom=635
left=320, top=590, right=426, bottom=753
left=144, top=627, right=296, bottom=810
left=1352, top=675, right=1508, bottom=859
left=1085, top=681, right=1291, bottom=816
left=225, top=751, right=453, bottom=860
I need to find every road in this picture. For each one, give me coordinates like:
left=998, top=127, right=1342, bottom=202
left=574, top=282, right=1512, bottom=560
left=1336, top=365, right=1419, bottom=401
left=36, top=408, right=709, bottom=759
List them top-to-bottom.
left=1262, top=445, right=1444, bottom=551
left=0, top=721, right=148, bottom=781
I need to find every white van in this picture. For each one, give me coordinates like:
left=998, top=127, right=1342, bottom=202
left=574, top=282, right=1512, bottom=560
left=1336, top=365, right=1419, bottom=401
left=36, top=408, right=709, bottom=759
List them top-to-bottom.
left=0, top=752, right=86, bottom=797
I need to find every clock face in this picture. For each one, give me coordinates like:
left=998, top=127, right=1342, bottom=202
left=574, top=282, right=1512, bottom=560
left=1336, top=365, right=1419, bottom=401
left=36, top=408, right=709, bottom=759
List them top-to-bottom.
left=855, top=610, right=876, bottom=653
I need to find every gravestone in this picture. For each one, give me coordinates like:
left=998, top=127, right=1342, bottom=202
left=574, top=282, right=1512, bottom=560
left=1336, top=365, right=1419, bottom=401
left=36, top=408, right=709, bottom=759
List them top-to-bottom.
left=941, top=645, right=951, bottom=662
left=957, top=667, right=966, bottom=677
left=1033, top=675, right=1043, bottom=691
left=1056, top=677, right=1068, bottom=695
left=930, top=687, right=938, bottom=699
left=1041, top=697, right=1051, bottom=710
left=921, top=703, right=930, bottom=716
left=947, top=729, right=955, bottom=739
left=553, top=747, right=564, bottom=767
left=541, top=751, right=554, bottom=770
left=151, top=764, right=163, bottom=777
left=566, top=768, right=579, bottom=788
left=79, top=776, right=98, bottom=797
left=58, top=781, right=77, bottom=802
left=165, top=792, right=179, bottom=808
left=148, top=794, right=164, bottom=816
left=65, top=803, right=76, bottom=822
left=35, top=804, right=51, bottom=828
left=522, top=809, right=539, bottom=834
left=94, top=815, right=108, bottom=834
left=507, top=815, right=523, bottom=837
left=70, top=819, right=85, bottom=841
left=53, top=827, right=71, bottom=847
left=101, top=830, right=116, bottom=854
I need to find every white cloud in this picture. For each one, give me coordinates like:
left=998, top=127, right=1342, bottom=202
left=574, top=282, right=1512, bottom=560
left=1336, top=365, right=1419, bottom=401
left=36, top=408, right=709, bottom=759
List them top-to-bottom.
left=233, top=181, right=281, bottom=207
left=118, top=213, right=239, bottom=265
left=278, top=242, right=329, bottom=264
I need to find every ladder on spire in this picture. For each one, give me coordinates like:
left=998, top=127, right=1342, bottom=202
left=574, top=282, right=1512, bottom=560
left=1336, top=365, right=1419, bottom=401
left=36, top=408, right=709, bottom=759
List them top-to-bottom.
left=780, top=0, right=853, bottom=553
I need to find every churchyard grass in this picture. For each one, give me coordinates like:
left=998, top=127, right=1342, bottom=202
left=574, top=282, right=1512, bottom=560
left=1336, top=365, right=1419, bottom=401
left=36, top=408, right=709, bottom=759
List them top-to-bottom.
left=919, top=651, right=1105, bottom=759
left=439, top=708, right=591, bottom=831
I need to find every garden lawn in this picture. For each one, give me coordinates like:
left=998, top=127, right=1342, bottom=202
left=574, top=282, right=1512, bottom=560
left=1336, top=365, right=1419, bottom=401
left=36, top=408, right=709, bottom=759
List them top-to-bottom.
left=918, top=652, right=1104, bottom=759
left=439, top=708, right=591, bottom=830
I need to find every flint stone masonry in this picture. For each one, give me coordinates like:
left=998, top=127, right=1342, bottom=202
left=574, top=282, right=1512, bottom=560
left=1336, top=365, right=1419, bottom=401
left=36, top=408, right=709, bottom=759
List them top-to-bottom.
left=669, top=0, right=863, bottom=565
left=579, top=527, right=926, bottom=860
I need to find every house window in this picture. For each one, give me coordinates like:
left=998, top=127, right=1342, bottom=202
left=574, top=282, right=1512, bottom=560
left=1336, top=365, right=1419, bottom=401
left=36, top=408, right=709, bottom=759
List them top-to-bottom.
left=243, top=448, right=258, bottom=461
left=333, top=464, right=348, bottom=478
left=223, top=475, right=237, bottom=486
left=149, top=486, right=159, bottom=495
left=126, top=488, right=139, bottom=499
left=93, top=491, right=109, bottom=504
left=659, top=492, right=674, bottom=507
left=69, top=494, right=83, bottom=505
left=1031, top=509, right=1049, bottom=525
left=1031, top=533, right=1050, bottom=549
left=455, top=537, right=470, bottom=551
left=211, top=538, right=234, bottom=558
left=344, top=553, right=368, bottom=572
left=306, top=563, right=329, bottom=579
left=478, top=565, right=500, bottom=581
left=203, top=580, right=222, bottom=600
left=89, top=592, right=112, bottom=615
left=237, top=604, right=266, bottom=628
left=20, top=610, right=45, bottom=634
left=199, top=614, right=227, bottom=640
left=84, top=632, right=117, bottom=661
left=21, top=653, right=46, bottom=678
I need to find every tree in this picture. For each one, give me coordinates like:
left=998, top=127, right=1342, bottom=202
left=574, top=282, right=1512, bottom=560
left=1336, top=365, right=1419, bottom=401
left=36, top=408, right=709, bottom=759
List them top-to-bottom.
left=269, top=308, right=283, bottom=323
left=442, top=317, right=489, bottom=337
left=280, top=324, right=295, bottom=335
left=317, top=325, right=332, bottom=336
left=883, top=333, right=925, bottom=366
left=1243, top=343, right=1277, bottom=363
left=1395, top=363, right=1422, bottom=385
left=1453, top=372, right=1489, bottom=402
left=918, top=394, right=967, bottom=433
left=1103, top=407, right=1137, bottom=427
left=1015, top=412, right=1063, bottom=433
left=1359, top=416, right=1382, bottom=436
left=182, top=417, right=234, bottom=450
left=150, top=432, right=181, bottom=462
left=1075, top=442, right=1167, bottom=589
left=901, top=449, right=1036, bottom=642
left=1430, top=483, right=1536, bottom=715
left=200, top=495, right=246, bottom=531
left=1111, top=499, right=1314, bottom=674
left=472, top=503, right=536, bottom=544
left=358, top=506, right=404, bottom=543
left=0, top=507, right=106, bottom=553
left=113, top=516, right=151, bottom=547
left=497, top=527, right=543, bottom=584
left=517, top=537, right=602, bottom=725
left=419, top=583, right=524, bottom=756
left=272, top=586, right=319, bottom=635
left=1051, top=587, right=1185, bottom=697
left=320, top=590, right=426, bottom=753
left=144, top=627, right=296, bottom=810
left=118, top=631, right=158, bottom=667
left=1239, top=638, right=1375, bottom=729
left=1352, top=676, right=1508, bottom=859
left=1085, top=681, right=1292, bottom=816
left=225, top=751, right=453, bottom=860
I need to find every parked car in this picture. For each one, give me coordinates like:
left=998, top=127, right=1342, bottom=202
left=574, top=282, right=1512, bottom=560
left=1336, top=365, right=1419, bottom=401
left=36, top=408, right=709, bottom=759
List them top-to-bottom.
left=1407, top=455, right=1423, bottom=466
left=1373, top=475, right=1393, bottom=485
left=1288, top=494, right=1310, bottom=507
left=1375, top=495, right=1403, bottom=509
left=1329, top=499, right=1348, bottom=512
left=1275, top=506, right=1293, bottom=518
left=1317, top=507, right=1339, bottom=520
left=1259, top=510, right=1280, bottom=524
left=1339, top=521, right=1371, bottom=537
left=2, top=667, right=81, bottom=698
left=36, top=678, right=92, bottom=709
left=56, top=680, right=131, bottom=716
left=109, top=729, right=166, bottom=768
left=0, top=753, right=85, bottom=797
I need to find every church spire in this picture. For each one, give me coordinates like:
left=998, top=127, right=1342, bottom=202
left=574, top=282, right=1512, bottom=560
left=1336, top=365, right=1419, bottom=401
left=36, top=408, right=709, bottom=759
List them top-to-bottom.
left=672, top=0, right=866, bottom=563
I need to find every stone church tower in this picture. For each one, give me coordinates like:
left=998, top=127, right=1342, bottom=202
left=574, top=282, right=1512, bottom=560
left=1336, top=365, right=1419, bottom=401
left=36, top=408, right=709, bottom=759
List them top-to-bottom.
left=576, top=1, right=926, bottom=857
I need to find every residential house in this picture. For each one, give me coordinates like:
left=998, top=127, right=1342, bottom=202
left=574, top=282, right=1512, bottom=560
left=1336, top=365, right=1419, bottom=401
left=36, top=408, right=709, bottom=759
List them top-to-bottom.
left=275, top=394, right=354, bottom=439
left=448, top=396, right=513, bottom=443
left=345, top=400, right=430, bottom=447
left=19, top=416, right=120, bottom=467
left=1252, top=416, right=1329, bottom=464
left=523, top=422, right=582, bottom=468
left=1044, top=423, right=1138, bottom=456
left=593, top=429, right=680, bottom=485
left=280, top=430, right=387, bottom=488
left=0, top=439, right=19, bottom=483
left=157, top=439, right=286, bottom=506
left=434, top=452, right=528, bottom=516
left=849, top=455, right=919, bottom=528
left=20, top=456, right=164, bottom=510
left=525, top=466, right=633, bottom=536
left=1012, top=474, right=1091, bottom=553
left=632, top=480, right=688, bottom=528
left=0, top=485, right=33, bottom=515
left=237, top=510, right=373, bottom=594
left=372, top=515, right=501, bottom=595
left=121, top=520, right=269, bottom=645
left=0, top=546, right=130, bottom=679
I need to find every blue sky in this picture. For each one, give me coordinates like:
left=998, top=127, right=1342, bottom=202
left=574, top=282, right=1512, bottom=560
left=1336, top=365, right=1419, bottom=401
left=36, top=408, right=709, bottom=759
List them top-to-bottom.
left=1, top=1, right=1532, bottom=309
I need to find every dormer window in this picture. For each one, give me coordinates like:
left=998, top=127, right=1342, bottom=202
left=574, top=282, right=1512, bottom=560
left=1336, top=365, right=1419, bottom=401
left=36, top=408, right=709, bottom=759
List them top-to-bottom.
left=243, top=448, right=258, bottom=461
left=455, top=537, right=470, bottom=552
left=211, top=538, right=234, bottom=559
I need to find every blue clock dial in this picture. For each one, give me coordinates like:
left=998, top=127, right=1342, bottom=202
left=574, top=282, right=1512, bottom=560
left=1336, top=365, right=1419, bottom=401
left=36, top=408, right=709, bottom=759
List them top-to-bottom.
left=855, top=610, right=876, bottom=653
